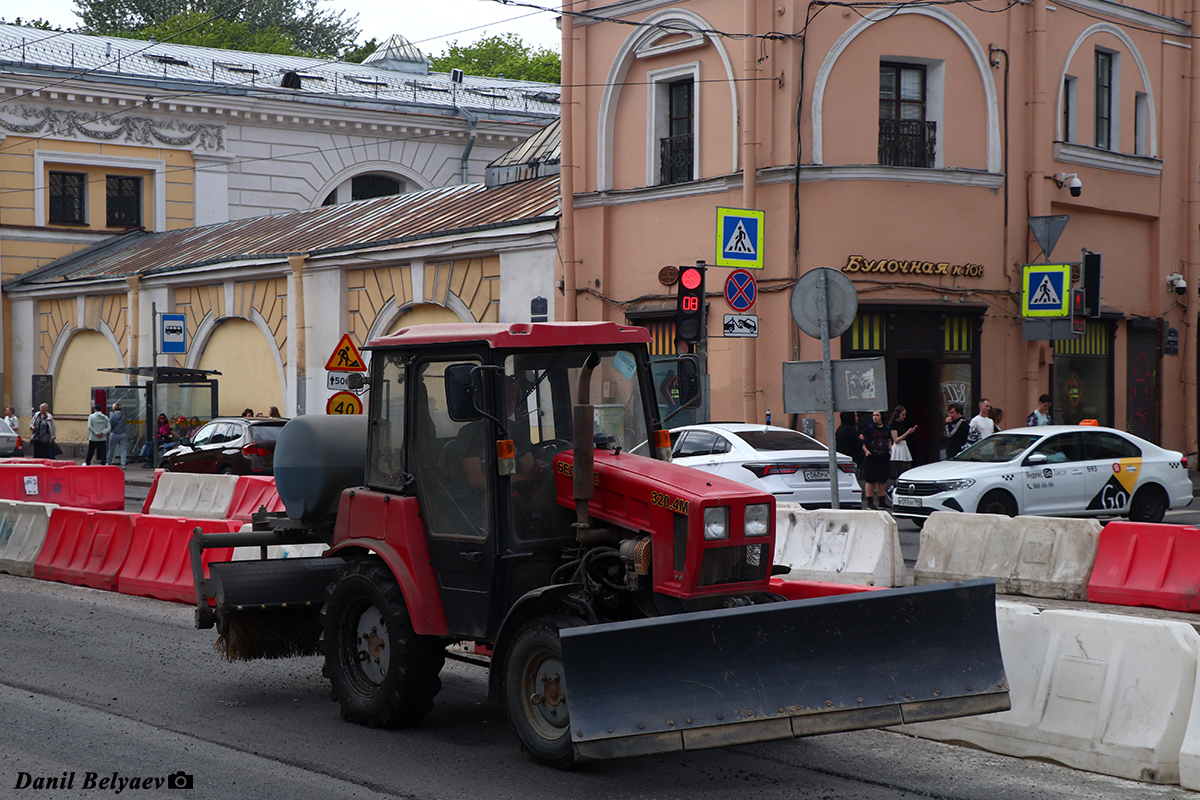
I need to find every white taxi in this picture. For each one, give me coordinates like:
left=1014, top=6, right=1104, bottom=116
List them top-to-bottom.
left=891, top=425, right=1192, bottom=524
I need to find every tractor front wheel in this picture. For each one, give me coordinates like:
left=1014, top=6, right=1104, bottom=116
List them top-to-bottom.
left=320, top=557, right=444, bottom=727
left=504, top=614, right=585, bottom=768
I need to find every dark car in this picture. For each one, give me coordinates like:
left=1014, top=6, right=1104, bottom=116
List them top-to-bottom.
left=162, top=417, right=287, bottom=475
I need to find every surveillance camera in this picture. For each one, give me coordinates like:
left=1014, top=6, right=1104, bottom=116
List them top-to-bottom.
left=1067, top=176, right=1082, bottom=197
left=1169, top=274, right=1187, bottom=295
left=1176, top=277, right=1188, bottom=295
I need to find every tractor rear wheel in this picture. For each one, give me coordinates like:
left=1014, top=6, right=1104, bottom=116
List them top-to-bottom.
left=321, top=557, right=444, bottom=727
left=505, top=614, right=585, bottom=768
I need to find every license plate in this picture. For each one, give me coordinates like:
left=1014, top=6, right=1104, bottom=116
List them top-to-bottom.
left=802, top=469, right=830, bottom=481
left=894, top=496, right=922, bottom=508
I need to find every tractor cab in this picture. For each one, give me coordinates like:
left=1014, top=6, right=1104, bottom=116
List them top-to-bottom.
left=359, top=322, right=697, bottom=640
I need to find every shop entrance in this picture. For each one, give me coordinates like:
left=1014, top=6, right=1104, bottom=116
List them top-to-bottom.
left=895, top=359, right=936, bottom=466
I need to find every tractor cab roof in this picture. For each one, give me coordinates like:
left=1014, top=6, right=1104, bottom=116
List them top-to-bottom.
left=364, top=321, right=651, bottom=351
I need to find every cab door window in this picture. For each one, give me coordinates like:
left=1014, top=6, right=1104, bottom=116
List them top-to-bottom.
left=1023, top=433, right=1084, bottom=515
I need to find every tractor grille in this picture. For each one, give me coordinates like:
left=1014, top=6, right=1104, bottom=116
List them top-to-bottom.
left=673, top=512, right=688, bottom=572
left=697, top=544, right=768, bottom=587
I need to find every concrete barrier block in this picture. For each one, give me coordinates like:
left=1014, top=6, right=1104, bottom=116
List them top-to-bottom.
left=147, top=473, right=238, bottom=519
left=0, top=500, right=57, bottom=576
left=772, top=505, right=906, bottom=587
left=914, top=511, right=1100, bottom=600
left=900, top=601, right=1199, bottom=784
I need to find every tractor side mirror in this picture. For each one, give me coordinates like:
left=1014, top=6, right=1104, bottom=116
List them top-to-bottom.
left=445, top=363, right=484, bottom=422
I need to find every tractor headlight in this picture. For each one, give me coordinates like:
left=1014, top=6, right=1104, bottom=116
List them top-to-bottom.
left=744, top=504, right=771, bottom=537
left=703, top=507, right=729, bottom=540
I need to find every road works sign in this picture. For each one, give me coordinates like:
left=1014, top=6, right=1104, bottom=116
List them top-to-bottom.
left=716, top=208, right=764, bottom=269
left=1022, top=265, right=1071, bottom=317
left=325, top=334, right=366, bottom=372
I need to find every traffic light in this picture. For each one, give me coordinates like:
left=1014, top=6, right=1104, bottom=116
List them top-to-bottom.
left=1082, top=252, right=1102, bottom=317
left=675, top=263, right=706, bottom=344
left=1070, top=288, right=1086, bottom=335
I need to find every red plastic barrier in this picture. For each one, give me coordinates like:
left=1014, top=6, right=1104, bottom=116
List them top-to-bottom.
left=0, top=464, right=124, bottom=510
left=140, top=469, right=167, bottom=515
left=226, top=475, right=284, bottom=523
left=33, top=508, right=138, bottom=591
left=117, top=516, right=240, bottom=604
left=1087, top=521, right=1200, bottom=611
left=768, top=576, right=882, bottom=601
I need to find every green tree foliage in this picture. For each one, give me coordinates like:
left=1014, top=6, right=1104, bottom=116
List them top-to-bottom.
left=74, top=0, right=358, bottom=57
left=122, top=11, right=299, bottom=54
left=2, top=18, right=60, bottom=29
left=429, top=33, right=560, bottom=84
left=340, top=37, right=378, bottom=64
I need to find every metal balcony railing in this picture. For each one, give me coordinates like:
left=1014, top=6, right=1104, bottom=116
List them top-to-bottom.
left=878, top=119, right=937, bottom=168
left=659, top=133, right=694, bottom=185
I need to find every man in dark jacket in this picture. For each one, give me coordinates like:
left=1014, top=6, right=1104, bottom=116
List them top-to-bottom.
left=944, top=403, right=968, bottom=458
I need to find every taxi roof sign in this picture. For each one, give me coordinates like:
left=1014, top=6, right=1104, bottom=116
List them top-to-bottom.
left=1021, top=265, right=1071, bottom=318
left=325, top=334, right=366, bottom=372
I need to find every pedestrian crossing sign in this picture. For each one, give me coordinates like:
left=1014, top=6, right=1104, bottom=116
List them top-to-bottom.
left=716, top=208, right=765, bottom=268
left=1022, top=264, right=1072, bottom=317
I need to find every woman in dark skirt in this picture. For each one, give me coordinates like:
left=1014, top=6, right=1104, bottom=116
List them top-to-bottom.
left=860, top=410, right=893, bottom=509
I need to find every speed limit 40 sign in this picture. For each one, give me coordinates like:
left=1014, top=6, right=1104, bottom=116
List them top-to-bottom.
left=326, top=391, right=363, bottom=415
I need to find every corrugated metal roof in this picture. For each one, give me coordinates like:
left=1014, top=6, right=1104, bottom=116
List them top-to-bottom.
left=0, top=24, right=559, bottom=119
left=487, top=118, right=560, bottom=186
left=6, top=175, right=560, bottom=288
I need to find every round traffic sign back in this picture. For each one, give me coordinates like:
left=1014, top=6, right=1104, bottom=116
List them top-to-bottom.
left=790, top=267, right=858, bottom=339
left=724, top=269, right=758, bottom=312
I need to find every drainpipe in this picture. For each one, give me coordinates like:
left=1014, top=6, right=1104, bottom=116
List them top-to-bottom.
left=742, top=0, right=759, bottom=424
left=1027, top=0, right=1049, bottom=417
left=1186, top=0, right=1200, bottom=455
left=561, top=11, right=578, bottom=321
left=454, top=105, right=479, bottom=184
left=289, top=255, right=307, bottom=416
left=125, top=274, right=140, bottom=374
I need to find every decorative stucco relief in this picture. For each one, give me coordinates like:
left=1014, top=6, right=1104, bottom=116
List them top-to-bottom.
left=0, top=104, right=224, bottom=152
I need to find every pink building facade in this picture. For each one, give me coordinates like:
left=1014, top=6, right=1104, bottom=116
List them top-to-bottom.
left=559, top=0, right=1200, bottom=461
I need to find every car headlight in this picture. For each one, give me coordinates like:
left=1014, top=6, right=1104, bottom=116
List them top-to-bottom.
left=935, top=479, right=976, bottom=491
left=744, top=504, right=771, bottom=537
left=704, top=507, right=729, bottom=540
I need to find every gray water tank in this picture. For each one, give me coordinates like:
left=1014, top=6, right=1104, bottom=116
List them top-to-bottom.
left=274, top=415, right=368, bottom=523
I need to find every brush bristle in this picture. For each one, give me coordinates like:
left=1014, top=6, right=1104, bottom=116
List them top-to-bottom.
left=214, top=608, right=323, bottom=661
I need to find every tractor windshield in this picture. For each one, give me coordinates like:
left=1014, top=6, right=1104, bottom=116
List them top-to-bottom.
left=505, top=348, right=650, bottom=457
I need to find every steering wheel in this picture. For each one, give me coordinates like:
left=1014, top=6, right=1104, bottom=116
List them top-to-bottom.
left=519, top=439, right=572, bottom=461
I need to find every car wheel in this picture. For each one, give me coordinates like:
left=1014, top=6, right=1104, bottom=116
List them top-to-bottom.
left=218, top=464, right=235, bottom=475
left=1128, top=485, right=1167, bottom=524
left=976, top=490, right=1017, bottom=517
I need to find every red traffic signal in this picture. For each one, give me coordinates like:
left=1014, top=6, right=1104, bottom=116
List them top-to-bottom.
left=675, top=265, right=707, bottom=344
left=1070, top=288, right=1085, bottom=335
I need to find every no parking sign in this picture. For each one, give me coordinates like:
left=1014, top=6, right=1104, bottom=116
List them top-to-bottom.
left=724, top=270, right=757, bottom=312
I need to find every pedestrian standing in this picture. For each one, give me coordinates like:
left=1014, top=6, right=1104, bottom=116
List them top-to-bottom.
left=1026, top=394, right=1053, bottom=426
left=965, top=398, right=995, bottom=447
left=108, top=402, right=129, bottom=468
left=29, top=403, right=56, bottom=459
left=944, top=403, right=968, bottom=458
left=85, top=404, right=110, bottom=465
left=889, top=405, right=916, bottom=486
left=3, top=406, right=18, bottom=435
left=991, top=408, right=1005, bottom=431
left=860, top=410, right=893, bottom=510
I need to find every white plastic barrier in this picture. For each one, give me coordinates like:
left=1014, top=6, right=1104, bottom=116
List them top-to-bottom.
left=147, top=473, right=238, bottom=520
left=0, top=500, right=57, bottom=577
left=773, top=505, right=906, bottom=587
left=914, top=511, right=1100, bottom=600
left=230, top=524, right=328, bottom=561
left=900, top=601, right=1199, bottom=785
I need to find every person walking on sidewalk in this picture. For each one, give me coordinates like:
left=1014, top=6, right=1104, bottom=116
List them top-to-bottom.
left=108, top=402, right=129, bottom=468
left=30, top=404, right=55, bottom=459
left=85, top=404, right=110, bottom=465
left=860, top=410, right=893, bottom=510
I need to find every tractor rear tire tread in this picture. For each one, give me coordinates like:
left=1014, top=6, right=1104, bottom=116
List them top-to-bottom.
left=320, top=557, right=445, bottom=728
left=504, top=614, right=586, bottom=769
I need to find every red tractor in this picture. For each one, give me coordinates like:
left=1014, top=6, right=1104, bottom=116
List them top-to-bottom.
left=192, top=322, right=1007, bottom=767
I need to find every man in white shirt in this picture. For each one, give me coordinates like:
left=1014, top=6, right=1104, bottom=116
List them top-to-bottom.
left=966, top=398, right=995, bottom=447
left=85, top=404, right=111, bottom=465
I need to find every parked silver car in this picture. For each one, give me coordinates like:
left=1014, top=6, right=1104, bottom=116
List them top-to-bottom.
left=0, top=418, right=22, bottom=457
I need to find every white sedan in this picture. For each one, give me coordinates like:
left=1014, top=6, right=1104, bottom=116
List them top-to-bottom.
left=666, top=423, right=862, bottom=509
left=891, top=425, right=1192, bottom=524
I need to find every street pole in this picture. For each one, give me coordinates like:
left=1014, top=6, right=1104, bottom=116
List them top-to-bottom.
left=818, top=271, right=840, bottom=509
left=151, top=302, right=158, bottom=470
